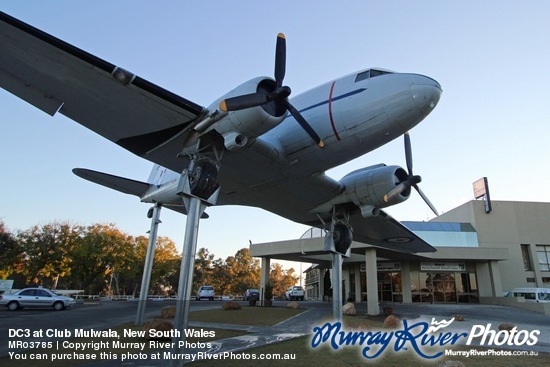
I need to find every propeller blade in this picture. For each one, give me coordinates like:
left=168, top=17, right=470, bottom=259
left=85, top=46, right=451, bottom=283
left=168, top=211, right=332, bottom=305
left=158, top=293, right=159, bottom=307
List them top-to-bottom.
left=275, top=33, right=286, bottom=88
left=220, top=93, right=269, bottom=112
left=286, top=101, right=324, bottom=147
left=404, top=131, right=413, bottom=175
left=384, top=182, right=408, bottom=203
left=413, top=184, right=439, bottom=216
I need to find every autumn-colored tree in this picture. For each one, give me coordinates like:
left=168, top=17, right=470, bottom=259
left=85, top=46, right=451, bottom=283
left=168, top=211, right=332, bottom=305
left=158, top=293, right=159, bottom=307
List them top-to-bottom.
left=2, top=219, right=302, bottom=297
left=0, top=221, right=23, bottom=279
left=17, top=221, right=80, bottom=287
left=134, top=235, right=180, bottom=295
left=193, top=247, right=215, bottom=293
left=224, top=248, right=261, bottom=295
left=269, top=262, right=300, bottom=298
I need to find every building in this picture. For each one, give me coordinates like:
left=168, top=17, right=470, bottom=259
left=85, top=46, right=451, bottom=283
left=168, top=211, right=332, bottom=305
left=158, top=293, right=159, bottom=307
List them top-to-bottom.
left=250, top=200, right=550, bottom=314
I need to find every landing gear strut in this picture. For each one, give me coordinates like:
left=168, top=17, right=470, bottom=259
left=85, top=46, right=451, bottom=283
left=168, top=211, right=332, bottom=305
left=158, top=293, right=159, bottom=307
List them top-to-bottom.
left=171, top=155, right=220, bottom=367
left=321, top=212, right=354, bottom=321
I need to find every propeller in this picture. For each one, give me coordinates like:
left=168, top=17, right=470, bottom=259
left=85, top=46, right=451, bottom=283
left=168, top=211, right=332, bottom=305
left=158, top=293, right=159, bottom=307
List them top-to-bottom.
left=219, top=33, right=324, bottom=148
left=384, top=132, right=439, bottom=216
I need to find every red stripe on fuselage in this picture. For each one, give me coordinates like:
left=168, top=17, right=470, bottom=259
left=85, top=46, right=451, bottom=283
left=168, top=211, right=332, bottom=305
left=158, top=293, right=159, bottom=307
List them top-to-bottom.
left=328, top=81, right=341, bottom=141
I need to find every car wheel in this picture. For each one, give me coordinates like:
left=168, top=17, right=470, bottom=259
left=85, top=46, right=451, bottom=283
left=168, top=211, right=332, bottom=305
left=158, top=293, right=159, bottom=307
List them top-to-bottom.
left=7, top=301, right=19, bottom=311
left=53, top=301, right=64, bottom=311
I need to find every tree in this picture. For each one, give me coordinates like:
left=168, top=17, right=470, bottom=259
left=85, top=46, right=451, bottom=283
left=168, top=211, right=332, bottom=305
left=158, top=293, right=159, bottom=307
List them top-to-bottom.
left=0, top=221, right=23, bottom=280
left=17, top=221, right=80, bottom=287
left=65, top=223, right=133, bottom=294
left=134, top=235, right=181, bottom=295
left=193, top=247, right=215, bottom=292
left=224, top=248, right=260, bottom=295
left=269, top=263, right=299, bottom=298
left=324, top=269, right=332, bottom=298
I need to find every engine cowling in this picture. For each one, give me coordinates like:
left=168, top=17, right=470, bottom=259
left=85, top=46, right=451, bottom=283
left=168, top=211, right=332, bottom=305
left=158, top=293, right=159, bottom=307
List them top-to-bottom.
left=203, top=77, right=287, bottom=151
left=312, top=165, right=410, bottom=217
left=340, top=165, right=410, bottom=209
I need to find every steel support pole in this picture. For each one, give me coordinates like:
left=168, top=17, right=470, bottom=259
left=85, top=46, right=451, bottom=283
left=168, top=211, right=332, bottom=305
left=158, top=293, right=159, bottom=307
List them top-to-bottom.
left=171, top=195, right=204, bottom=367
left=135, top=203, right=162, bottom=326
left=331, top=252, right=343, bottom=321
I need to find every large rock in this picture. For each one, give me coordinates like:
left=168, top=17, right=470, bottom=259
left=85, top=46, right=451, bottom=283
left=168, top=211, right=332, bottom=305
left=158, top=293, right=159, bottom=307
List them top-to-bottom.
left=221, top=301, right=242, bottom=310
left=287, top=301, right=300, bottom=309
left=343, top=302, right=357, bottom=315
left=160, top=306, right=176, bottom=318
left=382, top=306, right=393, bottom=316
left=383, top=314, right=401, bottom=329
left=452, top=314, right=465, bottom=321
left=143, top=319, right=173, bottom=340
left=498, top=322, right=516, bottom=331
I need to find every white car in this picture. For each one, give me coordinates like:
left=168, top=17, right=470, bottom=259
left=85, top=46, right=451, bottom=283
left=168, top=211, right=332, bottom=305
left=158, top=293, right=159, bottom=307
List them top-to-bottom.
left=196, top=286, right=215, bottom=301
left=285, top=286, right=305, bottom=301
left=506, top=287, right=550, bottom=303
left=0, top=288, right=76, bottom=311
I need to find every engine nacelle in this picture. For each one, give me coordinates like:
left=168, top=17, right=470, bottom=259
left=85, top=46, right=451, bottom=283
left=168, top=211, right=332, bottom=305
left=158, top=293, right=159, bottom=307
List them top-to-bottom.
left=202, top=77, right=287, bottom=151
left=311, top=165, right=410, bottom=217
left=340, top=165, right=410, bottom=209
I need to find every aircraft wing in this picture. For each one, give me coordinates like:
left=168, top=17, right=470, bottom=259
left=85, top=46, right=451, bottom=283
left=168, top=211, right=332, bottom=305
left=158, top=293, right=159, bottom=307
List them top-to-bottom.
left=0, top=11, right=204, bottom=157
left=348, top=209, right=435, bottom=253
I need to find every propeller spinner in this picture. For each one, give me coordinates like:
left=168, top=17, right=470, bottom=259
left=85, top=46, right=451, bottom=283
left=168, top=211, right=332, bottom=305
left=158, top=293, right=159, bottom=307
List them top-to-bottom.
left=219, top=33, right=324, bottom=148
left=384, top=132, right=439, bottom=216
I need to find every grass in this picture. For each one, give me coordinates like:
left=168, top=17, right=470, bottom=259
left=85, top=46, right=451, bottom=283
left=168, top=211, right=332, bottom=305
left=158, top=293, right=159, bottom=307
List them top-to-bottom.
left=189, top=306, right=305, bottom=326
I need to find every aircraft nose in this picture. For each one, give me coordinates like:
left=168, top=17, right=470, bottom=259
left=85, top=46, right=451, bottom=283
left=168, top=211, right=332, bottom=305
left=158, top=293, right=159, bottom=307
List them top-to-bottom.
left=409, top=75, right=442, bottom=116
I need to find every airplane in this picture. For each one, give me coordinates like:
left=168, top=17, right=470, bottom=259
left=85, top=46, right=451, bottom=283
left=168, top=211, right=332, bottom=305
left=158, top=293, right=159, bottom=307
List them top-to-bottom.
left=0, top=11, right=441, bottom=255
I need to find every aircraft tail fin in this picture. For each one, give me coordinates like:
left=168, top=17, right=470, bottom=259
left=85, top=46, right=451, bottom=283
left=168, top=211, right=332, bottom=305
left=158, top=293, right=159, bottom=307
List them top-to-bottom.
left=73, top=168, right=150, bottom=197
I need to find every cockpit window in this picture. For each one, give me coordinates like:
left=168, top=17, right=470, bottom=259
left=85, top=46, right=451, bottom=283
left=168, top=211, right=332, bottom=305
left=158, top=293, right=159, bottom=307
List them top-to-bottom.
left=355, top=69, right=392, bottom=82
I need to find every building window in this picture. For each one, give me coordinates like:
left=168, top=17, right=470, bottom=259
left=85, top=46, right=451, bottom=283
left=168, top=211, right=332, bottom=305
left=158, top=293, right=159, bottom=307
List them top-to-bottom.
left=521, top=244, right=533, bottom=271
left=536, top=245, right=550, bottom=271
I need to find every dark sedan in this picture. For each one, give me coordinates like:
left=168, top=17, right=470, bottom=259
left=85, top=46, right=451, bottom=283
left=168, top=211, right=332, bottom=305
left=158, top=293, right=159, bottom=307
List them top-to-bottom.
left=243, top=288, right=260, bottom=301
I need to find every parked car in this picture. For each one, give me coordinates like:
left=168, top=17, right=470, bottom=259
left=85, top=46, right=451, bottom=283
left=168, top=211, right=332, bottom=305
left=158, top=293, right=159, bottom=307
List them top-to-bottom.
left=196, top=286, right=215, bottom=301
left=285, top=286, right=305, bottom=301
left=505, top=287, right=550, bottom=303
left=0, top=288, right=76, bottom=311
left=243, top=288, right=260, bottom=301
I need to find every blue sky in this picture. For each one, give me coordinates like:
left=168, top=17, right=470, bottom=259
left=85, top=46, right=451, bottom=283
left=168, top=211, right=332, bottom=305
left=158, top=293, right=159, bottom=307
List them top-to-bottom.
left=1, top=1, right=549, bottom=261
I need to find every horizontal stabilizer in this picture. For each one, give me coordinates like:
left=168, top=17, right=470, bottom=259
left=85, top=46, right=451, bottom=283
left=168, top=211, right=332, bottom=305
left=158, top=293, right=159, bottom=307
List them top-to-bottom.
left=73, top=168, right=150, bottom=197
left=73, top=168, right=209, bottom=218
